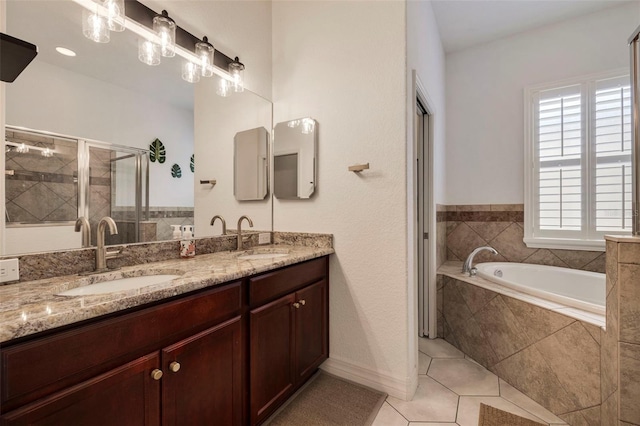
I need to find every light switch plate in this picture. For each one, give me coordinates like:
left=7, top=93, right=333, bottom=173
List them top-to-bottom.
left=258, top=233, right=271, bottom=245
left=0, top=259, right=19, bottom=283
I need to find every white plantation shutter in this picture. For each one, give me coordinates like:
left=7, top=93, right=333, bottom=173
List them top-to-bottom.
left=525, top=71, right=632, bottom=250
left=593, top=77, right=633, bottom=233
left=536, top=87, right=583, bottom=232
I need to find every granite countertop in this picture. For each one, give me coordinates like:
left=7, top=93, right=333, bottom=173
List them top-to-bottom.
left=0, top=245, right=334, bottom=343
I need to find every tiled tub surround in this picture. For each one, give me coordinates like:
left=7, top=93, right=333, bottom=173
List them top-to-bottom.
left=443, top=204, right=605, bottom=273
left=0, top=231, right=333, bottom=283
left=601, top=236, right=640, bottom=426
left=0, top=240, right=334, bottom=343
left=437, top=263, right=603, bottom=425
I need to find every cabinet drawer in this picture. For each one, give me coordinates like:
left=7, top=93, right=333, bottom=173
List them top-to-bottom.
left=249, top=257, right=327, bottom=307
left=1, top=282, right=241, bottom=413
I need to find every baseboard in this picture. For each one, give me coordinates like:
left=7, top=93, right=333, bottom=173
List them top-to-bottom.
left=320, top=356, right=418, bottom=400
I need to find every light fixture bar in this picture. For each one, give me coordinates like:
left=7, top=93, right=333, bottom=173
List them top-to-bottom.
left=71, top=0, right=237, bottom=82
left=5, top=141, right=55, bottom=154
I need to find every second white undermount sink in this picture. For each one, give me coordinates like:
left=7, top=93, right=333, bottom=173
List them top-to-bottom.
left=237, top=253, right=289, bottom=260
left=57, top=274, right=181, bottom=297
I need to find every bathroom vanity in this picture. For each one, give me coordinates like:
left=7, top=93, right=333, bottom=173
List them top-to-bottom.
left=0, top=248, right=330, bottom=425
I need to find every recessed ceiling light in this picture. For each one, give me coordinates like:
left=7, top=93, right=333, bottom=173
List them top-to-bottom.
left=55, top=47, right=76, bottom=57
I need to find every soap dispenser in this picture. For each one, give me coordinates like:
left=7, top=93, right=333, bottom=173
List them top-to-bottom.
left=180, top=225, right=195, bottom=258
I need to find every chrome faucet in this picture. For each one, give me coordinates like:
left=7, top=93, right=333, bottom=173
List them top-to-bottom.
left=210, top=215, right=227, bottom=235
left=237, top=215, right=254, bottom=250
left=74, top=216, right=91, bottom=248
left=95, top=217, right=121, bottom=272
left=462, top=246, right=498, bottom=276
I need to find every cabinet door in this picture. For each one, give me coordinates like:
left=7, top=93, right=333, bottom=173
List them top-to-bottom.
left=294, top=279, right=328, bottom=380
left=249, top=293, right=296, bottom=425
left=161, top=317, right=242, bottom=426
left=0, top=353, right=160, bottom=426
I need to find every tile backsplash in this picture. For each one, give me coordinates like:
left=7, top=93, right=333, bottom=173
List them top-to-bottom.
left=437, top=204, right=605, bottom=273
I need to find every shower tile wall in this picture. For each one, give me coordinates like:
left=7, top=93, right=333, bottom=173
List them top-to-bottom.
left=4, top=130, right=79, bottom=223
left=88, top=146, right=113, bottom=245
left=440, top=204, right=605, bottom=273
left=441, top=276, right=602, bottom=425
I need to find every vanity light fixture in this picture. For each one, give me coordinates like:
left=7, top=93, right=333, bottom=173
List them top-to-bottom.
left=73, top=0, right=245, bottom=93
left=104, top=0, right=125, bottom=32
left=82, top=5, right=110, bottom=43
left=153, top=10, right=176, bottom=58
left=195, top=36, right=214, bottom=77
left=138, top=38, right=160, bottom=66
left=56, top=47, right=77, bottom=57
left=229, top=57, right=245, bottom=92
left=182, top=61, right=200, bottom=83
left=216, top=77, right=231, bottom=97
left=287, top=120, right=300, bottom=128
left=41, top=148, right=54, bottom=158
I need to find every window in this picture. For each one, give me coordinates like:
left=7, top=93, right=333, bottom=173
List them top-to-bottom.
left=524, top=71, right=632, bottom=251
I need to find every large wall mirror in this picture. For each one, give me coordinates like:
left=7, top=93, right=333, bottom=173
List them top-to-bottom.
left=2, top=0, right=272, bottom=255
left=273, top=118, right=317, bottom=200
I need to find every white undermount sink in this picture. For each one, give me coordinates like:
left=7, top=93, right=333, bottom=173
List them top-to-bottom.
left=236, top=249, right=290, bottom=261
left=57, top=274, right=181, bottom=297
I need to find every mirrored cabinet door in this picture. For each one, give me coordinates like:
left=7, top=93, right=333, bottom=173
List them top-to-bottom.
left=273, top=118, right=317, bottom=200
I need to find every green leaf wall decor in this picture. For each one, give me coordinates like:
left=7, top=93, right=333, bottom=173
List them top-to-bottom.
left=150, top=138, right=166, bottom=163
left=190, top=154, right=194, bottom=173
left=171, top=164, right=182, bottom=178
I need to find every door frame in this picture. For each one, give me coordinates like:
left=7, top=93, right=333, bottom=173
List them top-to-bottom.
left=413, top=72, right=436, bottom=338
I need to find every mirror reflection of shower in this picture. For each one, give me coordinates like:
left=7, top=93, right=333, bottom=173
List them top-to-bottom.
left=4, top=126, right=155, bottom=253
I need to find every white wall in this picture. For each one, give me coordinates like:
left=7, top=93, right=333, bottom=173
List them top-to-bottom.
left=272, top=1, right=413, bottom=399
left=445, top=3, right=640, bottom=205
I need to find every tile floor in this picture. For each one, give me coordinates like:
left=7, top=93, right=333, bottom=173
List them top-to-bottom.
left=371, top=338, right=569, bottom=426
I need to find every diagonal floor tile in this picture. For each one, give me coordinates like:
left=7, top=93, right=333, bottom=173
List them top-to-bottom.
left=419, top=337, right=464, bottom=358
left=418, top=352, right=432, bottom=375
left=428, top=358, right=499, bottom=396
left=387, top=376, right=459, bottom=422
left=499, top=379, right=567, bottom=425
left=456, top=396, right=547, bottom=426
left=371, top=402, right=408, bottom=426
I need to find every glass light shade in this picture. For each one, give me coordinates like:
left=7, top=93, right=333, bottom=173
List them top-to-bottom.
left=104, top=0, right=125, bottom=32
left=82, top=8, right=110, bottom=43
left=153, top=11, right=176, bottom=58
left=195, top=37, right=214, bottom=77
left=138, top=38, right=161, bottom=66
left=229, top=58, right=245, bottom=93
left=182, top=61, right=201, bottom=83
left=216, top=78, right=231, bottom=97
left=301, top=118, right=315, bottom=135
left=287, top=120, right=300, bottom=128
left=16, top=143, right=29, bottom=154
left=41, top=148, right=54, bottom=158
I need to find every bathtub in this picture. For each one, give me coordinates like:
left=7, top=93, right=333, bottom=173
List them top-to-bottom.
left=474, top=262, right=605, bottom=315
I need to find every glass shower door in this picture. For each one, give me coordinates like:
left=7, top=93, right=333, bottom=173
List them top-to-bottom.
left=83, top=142, right=148, bottom=246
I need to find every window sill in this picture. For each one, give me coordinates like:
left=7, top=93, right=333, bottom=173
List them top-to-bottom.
left=523, top=237, right=605, bottom=252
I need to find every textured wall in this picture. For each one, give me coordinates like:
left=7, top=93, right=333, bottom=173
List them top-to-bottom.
left=272, top=1, right=413, bottom=398
left=445, top=204, right=605, bottom=273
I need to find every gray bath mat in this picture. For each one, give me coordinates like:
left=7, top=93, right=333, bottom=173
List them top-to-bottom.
left=264, top=372, right=387, bottom=425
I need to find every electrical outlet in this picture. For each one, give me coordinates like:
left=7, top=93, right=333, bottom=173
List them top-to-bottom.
left=258, top=233, right=271, bottom=245
left=0, top=259, right=19, bottom=283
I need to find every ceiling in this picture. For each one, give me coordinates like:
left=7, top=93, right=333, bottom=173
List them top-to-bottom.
left=431, top=0, right=635, bottom=53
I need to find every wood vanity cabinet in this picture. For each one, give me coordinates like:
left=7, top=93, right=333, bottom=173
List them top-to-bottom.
left=0, top=256, right=329, bottom=426
left=248, top=258, right=329, bottom=425
left=0, top=282, right=243, bottom=426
